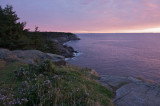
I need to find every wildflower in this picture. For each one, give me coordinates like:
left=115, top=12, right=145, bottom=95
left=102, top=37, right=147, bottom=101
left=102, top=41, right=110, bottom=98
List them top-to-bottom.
left=19, top=67, right=25, bottom=72
left=39, top=74, right=44, bottom=77
left=52, top=75, right=58, bottom=79
left=43, top=80, right=52, bottom=88
left=22, top=81, right=29, bottom=88
left=21, top=98, right=28, bottom=102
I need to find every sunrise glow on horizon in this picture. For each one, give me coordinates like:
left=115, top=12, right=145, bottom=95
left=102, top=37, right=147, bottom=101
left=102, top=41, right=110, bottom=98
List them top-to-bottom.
left=1, top=0, right=160, bottom=33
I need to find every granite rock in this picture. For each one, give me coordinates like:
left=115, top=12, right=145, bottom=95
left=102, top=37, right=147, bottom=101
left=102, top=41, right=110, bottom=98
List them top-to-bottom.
left=0, top=48, right=66, bottom=65
left=99, top=75, right=160, bottom=106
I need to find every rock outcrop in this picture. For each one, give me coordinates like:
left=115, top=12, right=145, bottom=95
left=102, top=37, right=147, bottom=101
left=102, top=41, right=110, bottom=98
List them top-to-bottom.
left=37, top=32, right=80, bottom=58
left=38, top=32, right=80, bottom=44
left=54, top=43, right=77, bottom=58
left=0, top=48, right=66, bottom=65
left=99, top=75, right=160, bottom=106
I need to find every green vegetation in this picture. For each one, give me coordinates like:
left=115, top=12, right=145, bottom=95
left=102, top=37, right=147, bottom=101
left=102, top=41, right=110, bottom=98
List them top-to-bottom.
left=0, top=5, right=57, bottom=54
left=0, top=5, right=28, bottom=50
left=0, top=61, right=113, bottom=106
left=0, top=61, right=24, bottom=83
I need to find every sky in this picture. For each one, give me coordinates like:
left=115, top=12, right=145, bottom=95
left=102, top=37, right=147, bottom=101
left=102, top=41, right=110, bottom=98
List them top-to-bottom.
left=1, top=0, right=160, bottom=33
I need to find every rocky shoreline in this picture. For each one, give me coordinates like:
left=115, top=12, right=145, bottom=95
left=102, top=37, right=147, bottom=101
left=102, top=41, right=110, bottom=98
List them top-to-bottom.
left=0, top=32, right=80, bottom=65
left=38, top=32, right=80, bottom=58
left=99, top=75, right=160, bottom=106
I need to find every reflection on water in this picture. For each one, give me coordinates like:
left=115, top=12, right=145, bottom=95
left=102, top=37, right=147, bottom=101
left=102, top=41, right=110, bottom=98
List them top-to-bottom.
left=66, top=33, right=160, bottom=83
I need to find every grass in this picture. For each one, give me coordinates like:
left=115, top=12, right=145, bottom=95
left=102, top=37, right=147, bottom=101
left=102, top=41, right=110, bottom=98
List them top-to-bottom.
left=0, top=61, right=113, bottom=106
left=0, top=61, right=25, bottom=83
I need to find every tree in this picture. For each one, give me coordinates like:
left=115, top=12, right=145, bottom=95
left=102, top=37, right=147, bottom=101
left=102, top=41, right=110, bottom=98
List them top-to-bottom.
left=0, top=5, right=28, bottom=50
left=0, top=5, right=57, bottom=54
left=31, top=26, right=44, bottom=50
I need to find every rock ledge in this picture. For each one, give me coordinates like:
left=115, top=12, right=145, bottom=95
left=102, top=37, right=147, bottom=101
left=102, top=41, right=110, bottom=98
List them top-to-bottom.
left=0, top=48, right=66, bottom=65
left=99, top=75, right=160, bottom=106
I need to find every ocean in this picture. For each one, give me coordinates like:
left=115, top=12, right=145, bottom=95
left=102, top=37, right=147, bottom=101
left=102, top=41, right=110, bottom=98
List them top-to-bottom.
left=66, top=33, right=160, bottom=83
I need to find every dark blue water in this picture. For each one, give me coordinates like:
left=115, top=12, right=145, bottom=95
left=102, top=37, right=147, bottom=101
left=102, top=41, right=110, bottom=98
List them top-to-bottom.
left=66, top=33, right=160, bottom=83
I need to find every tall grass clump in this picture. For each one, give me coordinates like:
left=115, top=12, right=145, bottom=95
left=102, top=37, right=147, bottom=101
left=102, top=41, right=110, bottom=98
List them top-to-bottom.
left=0, top=61, right=113, bottom=106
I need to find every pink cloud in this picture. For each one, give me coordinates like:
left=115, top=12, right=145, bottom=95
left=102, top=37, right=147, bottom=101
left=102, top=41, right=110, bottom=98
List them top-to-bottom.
left=1, top=0, right=160, bottom=33
left=81, top=0, right=93, bottom=5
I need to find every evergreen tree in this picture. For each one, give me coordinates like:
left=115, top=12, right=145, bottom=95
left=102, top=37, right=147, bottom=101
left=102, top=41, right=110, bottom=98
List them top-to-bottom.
left=0, top=5, right=28, bottom=50
left=0, top=5, right=57, bottom=54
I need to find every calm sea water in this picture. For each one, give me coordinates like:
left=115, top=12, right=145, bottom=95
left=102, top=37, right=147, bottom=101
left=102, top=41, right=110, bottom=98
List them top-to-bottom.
left=66, top=33, right=160, bottom=83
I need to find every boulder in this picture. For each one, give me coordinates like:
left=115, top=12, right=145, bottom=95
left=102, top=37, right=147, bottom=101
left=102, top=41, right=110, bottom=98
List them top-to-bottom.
left=55, top=43, right=76, bottom=58
left=0, top=48, right=66, bottom=65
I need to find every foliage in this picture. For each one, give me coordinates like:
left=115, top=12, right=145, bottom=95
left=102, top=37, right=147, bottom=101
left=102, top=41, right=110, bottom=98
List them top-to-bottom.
left=0, top=5, right=29, bottom=50
left=0, top=5, right=57, bottom=54
left=43, top=40, right=57, bottom=54
left=0, top=61, right=113, bottom=106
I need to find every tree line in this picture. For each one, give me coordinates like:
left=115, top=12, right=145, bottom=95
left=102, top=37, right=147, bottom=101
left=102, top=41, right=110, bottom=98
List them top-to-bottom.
left=0, top=5, right=57, bottom=54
